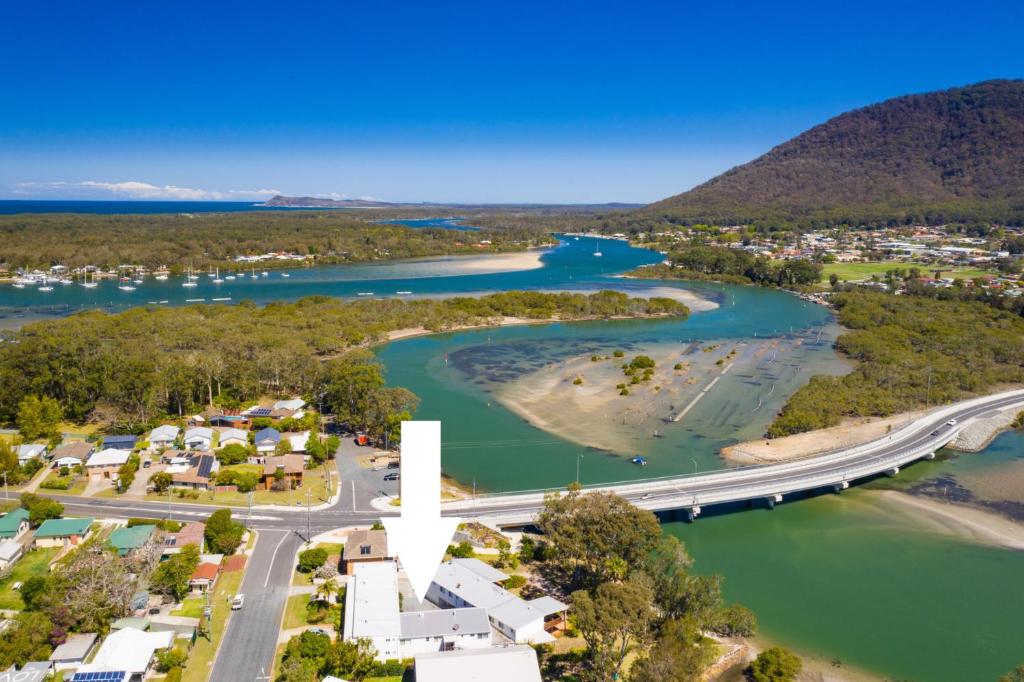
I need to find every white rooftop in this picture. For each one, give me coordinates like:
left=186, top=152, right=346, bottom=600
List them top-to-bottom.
left=274, top=398, right=305, bottom=411
left=149, top=425, right=180, bottom=441
left=184, top=427, right=212, bottom=440
left=218, top=427, right=247, bottom=442
left=86, top=448, right=131, bottom=467
left=0, top=539, right=21, bottom=562
left=452, top=557, right=509, bottom=583
left=431, top=560, right=515, bottom=611
left=343, top=561, right=400, bottom=641
left=399, top=607, right=490, bottom=640
left=81, top=627, right=173, bottom=674
left=414, top=645, right=542, bottom=682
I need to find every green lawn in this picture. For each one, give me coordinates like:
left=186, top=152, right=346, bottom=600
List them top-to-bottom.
left=820, top=261, right=993, bottom=284
left=144, top=467, right=336, bottom=507
left=0, top=547, right=60, bottom=609
left=180, top=563, right=245, bottom=682
left=282, top=594, right=313, bottom=630
left=173, top=596, right=206, bottom=618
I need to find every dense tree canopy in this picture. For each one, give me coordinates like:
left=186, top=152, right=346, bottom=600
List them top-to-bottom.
left=629, top=244, right=822, bottom=287
left=770, top=289, right=1024, bottom=436
left=0, top=291, right=686, bottom=430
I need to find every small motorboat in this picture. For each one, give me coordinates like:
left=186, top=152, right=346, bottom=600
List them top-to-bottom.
left=281, top=272, right=290, bottom=277
left=38, top=286, right=54, bottom=292
left=630, top=456, right=648, bottom=466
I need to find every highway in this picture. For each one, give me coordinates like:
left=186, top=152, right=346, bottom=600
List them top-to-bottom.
left=33, top=387, right=1024, bottom=681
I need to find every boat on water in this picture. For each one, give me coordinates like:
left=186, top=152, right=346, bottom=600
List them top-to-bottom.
left=593, top=245, right=603, bottom=257
left=182, top=266, right=198, bottom=287
left=213, top=267, right=224, bottom=284
left=250, top=268, right=258, bottom=279
left=261, top=271, right=269, bottom=277
left=281, top=272, right=290, bottom=277
left=155, top=274, right=168, bottom=281
left=225, top=275, right=236, bottom=280
left=133, top=278, right=143, bottom=284
left=12, top=282, right=25, bottom=289
left=119, top=285, right=136, bottom=291
left=38, top=286, right=54, bottom=292
left=396, top=290, right=412, bottom=295
left=357, top=292, right=374, bottom=296
left=212, top=297, right=231, bottom=302
left=630, top=456, right=648, bottom=466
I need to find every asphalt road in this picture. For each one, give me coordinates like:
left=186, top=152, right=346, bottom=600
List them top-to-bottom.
left=210, top=529, right=304, bottom=682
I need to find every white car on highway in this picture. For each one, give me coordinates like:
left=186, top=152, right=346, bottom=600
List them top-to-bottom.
left=231, top=594, right=245, bottom=610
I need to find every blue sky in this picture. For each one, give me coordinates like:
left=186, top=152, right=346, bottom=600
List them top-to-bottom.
left=1, top=1, right=1021, bottom=204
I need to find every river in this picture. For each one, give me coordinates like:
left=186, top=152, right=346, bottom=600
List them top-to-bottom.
left=4, top=228, right=1022, bottom=678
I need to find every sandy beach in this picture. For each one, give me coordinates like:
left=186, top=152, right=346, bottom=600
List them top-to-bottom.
left=440, top=249, right=546, bottom=273
left=871, top=490, right=1024, bottom=551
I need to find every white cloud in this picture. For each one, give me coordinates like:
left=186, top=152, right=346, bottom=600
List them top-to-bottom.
left=12, top=180, right=281, bottom=201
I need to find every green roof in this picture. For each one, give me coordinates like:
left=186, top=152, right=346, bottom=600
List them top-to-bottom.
left=0, top=508, right=30, bottom=537
left=35, top=518, right=93, bottom=538
left=109, top=525, right=156, bottom=555
left=111, top=616, right=151, bottom=631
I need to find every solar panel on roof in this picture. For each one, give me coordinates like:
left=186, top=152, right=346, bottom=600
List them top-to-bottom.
left=248, top=407, right=272, bottom=416
left=196, top=455, right=214, bottom=478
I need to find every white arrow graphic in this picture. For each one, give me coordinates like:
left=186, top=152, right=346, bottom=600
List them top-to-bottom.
left=382, top=421, right=461, bottom=602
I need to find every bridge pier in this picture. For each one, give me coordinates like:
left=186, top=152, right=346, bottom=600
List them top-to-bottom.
left=923, top=451, right=936, bottom=461
left=886, top=466, right=900, bottom=477
left=833, top=481, right=849, bottom=494
left=765, top=493, right=783, bottom=509
left=685, top=506, right=701, bottom=523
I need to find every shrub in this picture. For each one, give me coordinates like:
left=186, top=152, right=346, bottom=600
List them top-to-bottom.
left=612, top=350, right=624, bottom=358
left=40, top=478, right=70, bottom=491
left=448, top=541, right=474, bottom=558
left=297, top=548, right=329, bottom=573
left=503, top=574, right=527, bottom=589
left=714, top=604, right=758, bottom=637
left=749, top=647, right=802, bottom=682
left=155, top=648, right=187, bottom=673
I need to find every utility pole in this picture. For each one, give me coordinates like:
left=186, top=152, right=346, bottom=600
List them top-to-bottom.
left=926, top=366, right=933, bottom=408
left=2, top=471, right=7, bottom=504
left=166, top=485, right=171, bottom=521
left=306, top=489, right=312, bottom=544
left=247, top=491, right=254, bottom=526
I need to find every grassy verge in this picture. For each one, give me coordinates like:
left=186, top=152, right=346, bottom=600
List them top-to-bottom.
left=819, top=261, right=992, bottom=285
left=39, top=471, right=88, bottom=495
left=0, top=547, right=61, bottom=609
left=180, top=560, right=246, bottom=682
left=282, top=594, right=312, bottom=630
left=173, top=596, right=207, bottom=618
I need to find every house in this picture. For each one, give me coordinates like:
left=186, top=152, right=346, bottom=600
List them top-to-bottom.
left=273, top=397, right=305, bottom=412
left=207, top=413, right=250, bottom=429
left=148, top=425, right=180, bottom=451
left=183, top=427, right=213, bottom=451
left=216, top=427, right=248, bottom=449
left=253, top=427, right=281, bottom=454
left=284, top=430, right=310, bottom=453
left=102, top=434, right=137, bottom=451
left=50, top=440, right=94, bottom=468
left=16, top=443, right=47, bottom=464
left=85, top=448, right=131, bottom=480
left=170, top=453, right=219, bottom=490
left=260, top=454, right=304, bottom=490
left=0, top=508, right=31, bottom=540
left=34, top=518, right=93, bottom=548
left=163, top=521, right=205, bottom=555
left=109, top=524, right=156, bottom=556
left=342, top=529, right=391, bottom=574
left=0, top=539, right=23, bottom=570
left=427, top=559, right=568, bottom=644
left=343, top=561, right=401, bottom=661
left=190, top=562, right=220, bottom=592
left=399, top=608, right=492, bottom=655
left=72, top=627, right=174, bottom=681
left=48, top=633, right=98, bottom=671
left=413, top=645, right=542, bottom=682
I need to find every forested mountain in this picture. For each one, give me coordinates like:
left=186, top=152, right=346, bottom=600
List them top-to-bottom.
left=645, top=80, right=1024, bottom=227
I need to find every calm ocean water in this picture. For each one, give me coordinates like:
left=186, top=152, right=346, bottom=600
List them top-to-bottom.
left=0, top=200, right=321, bottom=214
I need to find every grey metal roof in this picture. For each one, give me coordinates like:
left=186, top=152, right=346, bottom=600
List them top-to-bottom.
left=399, top=607, right=490, bottom=640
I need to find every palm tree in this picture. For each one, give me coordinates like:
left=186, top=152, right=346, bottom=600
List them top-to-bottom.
left=315, top=578, right=339, bottom=606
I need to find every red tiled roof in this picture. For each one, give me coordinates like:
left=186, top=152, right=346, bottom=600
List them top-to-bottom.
left=191, top=563, right=219, bottom=581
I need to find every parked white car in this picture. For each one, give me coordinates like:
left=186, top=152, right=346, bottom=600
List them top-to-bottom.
left=231, top=594, right=245, bottom=610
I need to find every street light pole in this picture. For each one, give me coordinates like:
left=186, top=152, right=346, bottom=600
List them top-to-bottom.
left=306, top=489, right=312, bottom=544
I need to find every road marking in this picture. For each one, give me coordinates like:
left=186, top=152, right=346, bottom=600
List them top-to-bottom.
left=351, top=480, right=356, bottom=511
left=264, top=532, right=290, bottom=588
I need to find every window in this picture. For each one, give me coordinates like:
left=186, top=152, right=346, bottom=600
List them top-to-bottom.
left=360, top=545, right=371, bottom=556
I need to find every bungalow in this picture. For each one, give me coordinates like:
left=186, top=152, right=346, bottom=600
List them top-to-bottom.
left=273, top=397, right=306, bottom=412
left=207, top=413, right=250, bottom=429
left=147, top=425, right=180, bottom=451
left=183, top=427, right=213, bottom=451
left=216, top=427, right=248, bottom=449
left=254, top=427, right=282, bottom=454
left=284, top=430, right=310, bottom=453
left=102, top=434, right=138, bottom=451
left=50, top=440, right=94, bottom=468
left=16, top=443, right=47, bottom=464
left=85, top=448, right=131, bottom=480
left=170, top=453, right=219, bottom=490
left=260, top=454, right=304, bottom=490
left=0, top=507, right=31, bottom=540
left=34, top=517, right=93, bottom=548
left=163, top=521, right=205, bottom=555
left=109, top=524, right=156, bottom=556
left=343, top=529, right=392, bottom=575
left=0, top=538, right=23, bottom=570
left=427, top=559, right=568, bottom=644
left=190, top=562, right=220, bottom=592
left=72, top=627, right=174, bottom=682
left=49, top=633, right=98, bottom=671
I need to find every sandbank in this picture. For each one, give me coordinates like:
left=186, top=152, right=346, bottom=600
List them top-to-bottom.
left=871, top=490, right=1024, bottom=551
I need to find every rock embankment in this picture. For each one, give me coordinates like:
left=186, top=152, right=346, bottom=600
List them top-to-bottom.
left=949, top=409, right=1024, bottom=452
